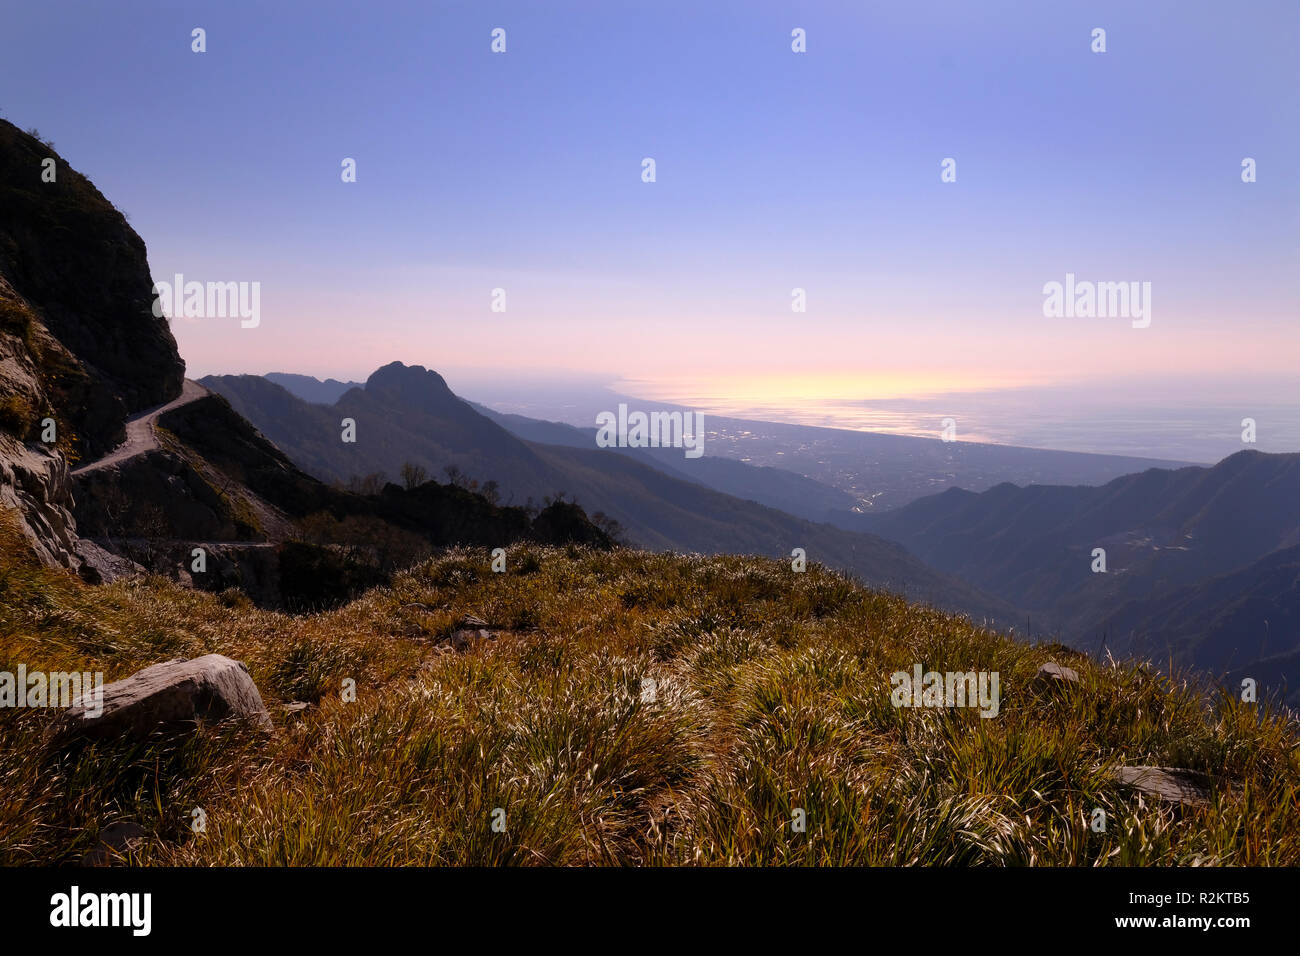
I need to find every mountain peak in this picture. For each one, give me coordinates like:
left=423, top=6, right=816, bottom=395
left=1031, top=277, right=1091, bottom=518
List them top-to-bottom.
left=367, top=361, right=450, bottom=390
left=363, top=362, right=459, bottom=412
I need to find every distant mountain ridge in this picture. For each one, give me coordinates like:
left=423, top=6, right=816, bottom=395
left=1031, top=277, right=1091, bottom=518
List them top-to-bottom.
left=203, top=365, right=1024, bottom=626
left=204, top=368, right=1300, bottom=700
left=265, top=372, right=363, bottom=405
left=264, top=374, right=860, bottom=524
left=464, top=400, right=863, bottom=524
left=853, top=449, right=1300, bottom=701
left=1101, top=541, right=1300, bottom=676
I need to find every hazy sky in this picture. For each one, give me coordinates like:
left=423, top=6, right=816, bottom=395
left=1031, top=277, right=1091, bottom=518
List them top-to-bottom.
left=3, top=0, right=1297, bottom=407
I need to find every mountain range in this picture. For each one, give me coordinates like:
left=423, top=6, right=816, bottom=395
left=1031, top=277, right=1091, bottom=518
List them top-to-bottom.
left=202, top=365, right=1020, bottom=626
left=212, top=367, right=1300, bottom=702
left=850, top=451, right=1300, bottom=699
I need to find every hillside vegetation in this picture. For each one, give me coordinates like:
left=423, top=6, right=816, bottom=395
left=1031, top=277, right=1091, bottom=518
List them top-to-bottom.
left=2, top=513, right=1297, bottom=866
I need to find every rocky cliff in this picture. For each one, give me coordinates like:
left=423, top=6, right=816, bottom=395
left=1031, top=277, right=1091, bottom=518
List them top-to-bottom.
left=0, top=120, right=185, bottom=571
left=0, top=279, right=80, bottom=567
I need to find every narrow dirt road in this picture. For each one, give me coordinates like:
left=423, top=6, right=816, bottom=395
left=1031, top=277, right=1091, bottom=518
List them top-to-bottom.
left=70, top=378, right=296, bottom=544
left=72, top=379, right=208, bottom=476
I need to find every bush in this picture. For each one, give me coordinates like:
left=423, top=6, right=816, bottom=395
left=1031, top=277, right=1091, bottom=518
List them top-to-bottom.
left=23, top=127, right=54, bottom=149
left=0, top=297, right=38, bottom=355
left=0, top=394, right=34, bottom=439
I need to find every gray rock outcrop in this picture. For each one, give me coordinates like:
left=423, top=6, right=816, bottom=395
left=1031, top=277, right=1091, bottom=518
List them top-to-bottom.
left=60, top=654, right=273, bottom=742
left=1034, top=661, right=1080, bottom=687
left=1111, top=766, right=1213, bottom=807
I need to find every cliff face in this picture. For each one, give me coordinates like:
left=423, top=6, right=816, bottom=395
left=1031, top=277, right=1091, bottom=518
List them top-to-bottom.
left=0, top=120, right=185, bottom=567
left=0, top=120, right=184, bottom=455
left=0, top=282, right=77, bottom=566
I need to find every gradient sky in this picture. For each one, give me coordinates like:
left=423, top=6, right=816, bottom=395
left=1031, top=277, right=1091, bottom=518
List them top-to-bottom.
left=2, top=0, right=1297, bottom=407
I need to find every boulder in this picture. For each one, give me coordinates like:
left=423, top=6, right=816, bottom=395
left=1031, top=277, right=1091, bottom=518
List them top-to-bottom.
left=73, top=538, right=143, bottom=584
left=448, top=615, right=493, bottom=652
left=59, top=654, right=272, bottom=742
left=1034, top=661, right=1079, bottom=687
left=1111, top=766, right=1212, bottom=807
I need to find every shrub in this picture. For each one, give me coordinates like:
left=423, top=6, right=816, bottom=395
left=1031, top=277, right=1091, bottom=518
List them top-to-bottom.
left=0, top=298, right=38, bottom=355
left=0, top=394, right=34, bottom=439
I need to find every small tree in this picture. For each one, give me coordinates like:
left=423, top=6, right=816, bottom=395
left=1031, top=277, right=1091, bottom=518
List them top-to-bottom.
left=400, top=461, right=428, bottom=490
left=443, top=464, right=472, bottom=489
left=590, top=511, right=627, bottom=546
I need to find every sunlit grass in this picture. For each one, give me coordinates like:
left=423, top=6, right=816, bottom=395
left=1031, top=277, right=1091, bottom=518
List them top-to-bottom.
left=1, top=515, right=1297, bottom=866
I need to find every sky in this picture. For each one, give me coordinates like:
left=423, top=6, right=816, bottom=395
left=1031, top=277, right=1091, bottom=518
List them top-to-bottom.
left=2, top=0, right=1297, bottom=423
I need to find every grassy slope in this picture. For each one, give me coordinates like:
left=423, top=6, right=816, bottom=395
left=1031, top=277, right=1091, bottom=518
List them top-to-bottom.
left=1, top=514, right=1297, bottom=866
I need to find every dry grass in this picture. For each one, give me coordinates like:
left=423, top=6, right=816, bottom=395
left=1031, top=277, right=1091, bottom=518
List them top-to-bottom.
left=1, top=515, right=1298, bottom=866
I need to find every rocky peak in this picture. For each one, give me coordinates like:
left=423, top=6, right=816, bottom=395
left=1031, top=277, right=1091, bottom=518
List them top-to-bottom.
left=363, top=361, right=459, bottom=412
